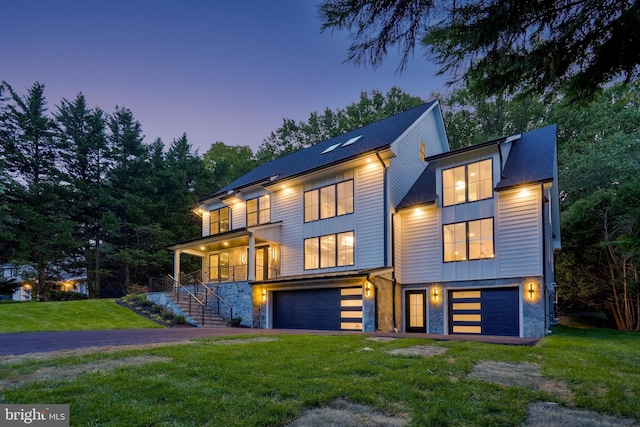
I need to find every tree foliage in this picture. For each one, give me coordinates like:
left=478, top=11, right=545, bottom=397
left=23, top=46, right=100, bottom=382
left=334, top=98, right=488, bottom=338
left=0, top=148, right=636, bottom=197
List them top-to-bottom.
left=320, top=0, right=640, bottom=102
left=256, top=87, right=425, bottom=162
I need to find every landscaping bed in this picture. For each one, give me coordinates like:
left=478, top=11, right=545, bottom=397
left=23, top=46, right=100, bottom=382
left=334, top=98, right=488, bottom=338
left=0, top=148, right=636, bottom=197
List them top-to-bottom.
left=116, top=294, right=195, bottom=328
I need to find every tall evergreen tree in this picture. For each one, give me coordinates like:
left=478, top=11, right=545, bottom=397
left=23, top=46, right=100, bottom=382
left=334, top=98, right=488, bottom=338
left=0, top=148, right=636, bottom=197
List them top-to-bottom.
left=0, top=82, right=75, bottom=299
left=54, top=93, right=109, bottom=298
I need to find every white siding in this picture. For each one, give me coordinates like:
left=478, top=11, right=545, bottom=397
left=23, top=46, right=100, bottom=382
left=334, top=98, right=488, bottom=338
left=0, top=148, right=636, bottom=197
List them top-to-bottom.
left=389, top=110, right=445, bottom=206
left=355, top=161, right=385, bottom=269
left=272, top=184, right=304, bottom=277
left=497, top=186, right=543, bottom=277
left=397, top=205, right=440, bottom=283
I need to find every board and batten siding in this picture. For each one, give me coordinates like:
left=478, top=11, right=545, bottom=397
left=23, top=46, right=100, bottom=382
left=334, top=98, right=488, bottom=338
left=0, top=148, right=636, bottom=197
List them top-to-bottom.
left=389, top=109, right=445, bottom=207
left=355, top=161, right=385, bottom=269
left=271, top=184, right=304, bottom=277
left=497, top=186, right=543, bottom=277
left=396, top=205, right=441, bottom=283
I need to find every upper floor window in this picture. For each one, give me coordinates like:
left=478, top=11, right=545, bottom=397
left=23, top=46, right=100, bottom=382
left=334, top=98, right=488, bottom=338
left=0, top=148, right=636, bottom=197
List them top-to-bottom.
left=419, top=140, right=426, bottom=161
left=443, top=159, right=493, bottom=207
left=304, top=180, right=354, bottom=222
left=247, top=194, right=270, bottom=226
left=210, top=207, right=230, bottom=235
left=443, top=218, right=494, bottom=262
left=304, top=231, right=354, bottom=270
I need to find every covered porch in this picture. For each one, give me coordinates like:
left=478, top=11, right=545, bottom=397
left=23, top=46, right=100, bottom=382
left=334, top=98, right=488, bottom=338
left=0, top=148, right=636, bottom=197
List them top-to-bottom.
left=168, top=223, right=282, bottom=286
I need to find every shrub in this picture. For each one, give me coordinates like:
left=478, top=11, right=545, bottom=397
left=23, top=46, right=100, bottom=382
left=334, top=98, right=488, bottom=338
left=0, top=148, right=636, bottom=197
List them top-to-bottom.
left=48, top=291, right=88, bottom=301
left=160, top=309, right=174, bottom=319
left=174, top=314, right=186, bottom=324
left=230, top=317, right=242, bottom=327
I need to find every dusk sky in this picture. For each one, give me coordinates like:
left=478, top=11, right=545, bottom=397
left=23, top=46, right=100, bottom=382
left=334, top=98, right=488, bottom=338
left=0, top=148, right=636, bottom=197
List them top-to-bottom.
left=3, top=1, right=447, bottom=154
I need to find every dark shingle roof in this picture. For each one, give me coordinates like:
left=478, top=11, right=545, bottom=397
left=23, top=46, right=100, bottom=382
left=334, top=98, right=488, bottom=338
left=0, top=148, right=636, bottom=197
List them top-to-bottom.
left=202, top=102, right=437, bottom=201
left=397, top=124, right=557, bottom=209
left=495, top=124, right=557, bottom=190
left=396, top=164, right=437, bottom=208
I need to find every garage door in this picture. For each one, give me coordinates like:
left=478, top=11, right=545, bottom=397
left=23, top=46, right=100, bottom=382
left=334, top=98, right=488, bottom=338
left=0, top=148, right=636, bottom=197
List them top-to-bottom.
left=273, top=287, right=362, bottom=331
left=448, top=287, right=519, bottom=336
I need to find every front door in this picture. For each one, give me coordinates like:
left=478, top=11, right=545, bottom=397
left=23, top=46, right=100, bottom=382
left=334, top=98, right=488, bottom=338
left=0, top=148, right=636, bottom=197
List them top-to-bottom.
left=255, top=246, right=269, bottom=281
left=209, top=253, right=229, bottom=282
left=406, top=290, right=427, bottom=333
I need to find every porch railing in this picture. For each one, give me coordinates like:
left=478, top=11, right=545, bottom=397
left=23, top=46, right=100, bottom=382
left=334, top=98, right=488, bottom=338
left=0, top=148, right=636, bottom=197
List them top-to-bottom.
left=185, top=265, right=279, bottom=284
left=147, top=274, right=235, bottom=325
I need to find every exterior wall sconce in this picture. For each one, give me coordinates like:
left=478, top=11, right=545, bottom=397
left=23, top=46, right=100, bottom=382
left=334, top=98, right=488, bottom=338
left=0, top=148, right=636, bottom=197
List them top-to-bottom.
left=271, top=248, right=277, bottom=260
left=241, top=253, right=246, bottom=265
left=365, top=281, right=371, bottom=297
left=528, top=282, right=536, bottom=300
left=432, top=287, right=439, bottom=303
left=262, top=288, right=266, bottom=302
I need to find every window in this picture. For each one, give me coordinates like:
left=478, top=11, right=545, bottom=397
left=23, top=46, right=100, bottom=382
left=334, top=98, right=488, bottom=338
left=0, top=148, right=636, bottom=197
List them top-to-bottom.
left=419, top=140, right=426, bottom=161
left=443, top=159, right=493, bottom=206
left=304, top=180, right=354, bottom=223
left=247, top=194, right=270, bottom=226
left=210, top=207, right=230, bottom=235
left=443, top=218, right=494, bottom=262
left=304, top=231, right=354, bottom=270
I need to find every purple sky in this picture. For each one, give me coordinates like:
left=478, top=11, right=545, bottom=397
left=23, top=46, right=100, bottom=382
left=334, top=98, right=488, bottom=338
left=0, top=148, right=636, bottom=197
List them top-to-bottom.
left=3, top=1, right=446, bottom=154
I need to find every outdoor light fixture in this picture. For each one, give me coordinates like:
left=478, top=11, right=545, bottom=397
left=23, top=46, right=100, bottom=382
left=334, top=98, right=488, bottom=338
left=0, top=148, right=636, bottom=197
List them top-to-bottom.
left=271, top=248, right=276, bottom=260
left=240, top=253, right=246, bottom=265
left=365, top=281, right=371, bottom=297
left=528, top=282, right=535, bottom=299
left=432, top=287, right=439, bottom=303
left=261, top=288, right=266, bottom=302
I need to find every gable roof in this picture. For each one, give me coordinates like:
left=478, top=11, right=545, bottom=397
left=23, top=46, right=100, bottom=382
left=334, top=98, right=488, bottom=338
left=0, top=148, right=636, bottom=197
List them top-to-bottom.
left=201, top=101, right=438, bottom=202
left=397, top=124, right=558, bottom=209
left=495, top=124, right=557, bottom=190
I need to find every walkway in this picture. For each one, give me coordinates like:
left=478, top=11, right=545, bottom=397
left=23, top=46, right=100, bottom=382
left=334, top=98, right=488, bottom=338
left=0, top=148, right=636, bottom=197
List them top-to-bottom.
left=0, top=328, right=538, bottom=356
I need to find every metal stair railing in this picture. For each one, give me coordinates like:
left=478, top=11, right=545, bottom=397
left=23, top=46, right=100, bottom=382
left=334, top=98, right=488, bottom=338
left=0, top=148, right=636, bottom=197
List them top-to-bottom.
left=167, top=274, right=207, bottom=326
left=191, top=278, right=234, bottom=323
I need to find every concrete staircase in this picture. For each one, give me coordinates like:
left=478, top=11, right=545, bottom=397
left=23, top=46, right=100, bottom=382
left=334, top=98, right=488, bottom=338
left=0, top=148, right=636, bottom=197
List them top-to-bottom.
left=170, top=291, right=229, bottom=328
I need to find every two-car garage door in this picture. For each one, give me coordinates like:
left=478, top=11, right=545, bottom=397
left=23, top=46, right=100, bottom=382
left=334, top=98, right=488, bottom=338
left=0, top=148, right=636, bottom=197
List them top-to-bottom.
left=272, top=287, right=363, bottom=331
left=449, top=287, right=520, bottom=336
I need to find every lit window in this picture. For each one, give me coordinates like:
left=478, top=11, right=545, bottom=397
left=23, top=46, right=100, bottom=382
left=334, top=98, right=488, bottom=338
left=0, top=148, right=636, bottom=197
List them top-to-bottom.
left=419, top=140, right=426, bottom=161
left=443, top=159, right=493, bottom=206
left=304, top=180, right=354, bottom=223
left=320, top=186, right=336, bottom=219
left=247, top=195, right=270, bottom=226
left=210, top=207, right=230, bottom=235
left=468, top=218, right=494, bottom=259
left=443, top=219, right=494, bottom=262
left=443, top=222, right=467, bottom=262
left=305, top=231, right=355, bottom=270
left=320, top=235, right=336, bottom=268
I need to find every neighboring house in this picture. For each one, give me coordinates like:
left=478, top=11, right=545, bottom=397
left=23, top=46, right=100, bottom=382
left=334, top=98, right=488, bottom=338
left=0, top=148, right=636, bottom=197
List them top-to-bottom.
left=167, top=102, right=560, bottom=338
left=0, top=263, right=89, bottom=301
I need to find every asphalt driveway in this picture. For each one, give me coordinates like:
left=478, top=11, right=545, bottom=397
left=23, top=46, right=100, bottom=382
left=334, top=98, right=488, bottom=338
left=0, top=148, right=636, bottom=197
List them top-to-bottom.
left=0, top=328, right=538, bottom=356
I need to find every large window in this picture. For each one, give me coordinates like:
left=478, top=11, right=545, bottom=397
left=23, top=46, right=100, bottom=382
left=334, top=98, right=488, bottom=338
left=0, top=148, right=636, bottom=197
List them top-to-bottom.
left=443, top=159, right=493, bottom=207
left=304, top=180, right=353, bottom=222
left=247, top=194, right=270, bottom=226
left=210, top=207, right=230, bottom=235
left=443, top=218, right=494, bottom=262
left=304, top=231, right=354, bottom=270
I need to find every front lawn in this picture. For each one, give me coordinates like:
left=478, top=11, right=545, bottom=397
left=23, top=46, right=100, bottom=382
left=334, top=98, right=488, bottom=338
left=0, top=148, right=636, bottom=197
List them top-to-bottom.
left=0, top=299, right=163, bottom=333
left=0, top=326, right=638, bottom=426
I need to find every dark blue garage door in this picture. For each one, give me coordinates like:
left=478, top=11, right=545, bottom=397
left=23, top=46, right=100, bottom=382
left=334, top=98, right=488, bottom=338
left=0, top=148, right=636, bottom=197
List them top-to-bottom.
left=449, top=287, right=519, bottom=336
left=273, top=288, right=341, bottom=330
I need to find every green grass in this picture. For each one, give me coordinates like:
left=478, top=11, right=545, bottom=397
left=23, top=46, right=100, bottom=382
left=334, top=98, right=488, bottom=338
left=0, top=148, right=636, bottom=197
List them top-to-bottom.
left=0, top=299, right=163, bottom=333
left=0, top=327, right=638, bottom=426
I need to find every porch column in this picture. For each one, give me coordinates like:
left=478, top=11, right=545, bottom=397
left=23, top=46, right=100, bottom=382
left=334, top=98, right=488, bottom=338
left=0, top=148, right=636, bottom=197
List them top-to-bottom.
left=248, top=233, right=255, bottom=281
left=173, top=249, right=181, bottom=281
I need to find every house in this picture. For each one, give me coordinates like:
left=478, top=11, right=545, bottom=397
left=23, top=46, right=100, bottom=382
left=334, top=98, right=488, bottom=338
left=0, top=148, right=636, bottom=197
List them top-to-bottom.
left=166, top=102, right=560, bottom=338
left=0, top=263, right=89, bottom=301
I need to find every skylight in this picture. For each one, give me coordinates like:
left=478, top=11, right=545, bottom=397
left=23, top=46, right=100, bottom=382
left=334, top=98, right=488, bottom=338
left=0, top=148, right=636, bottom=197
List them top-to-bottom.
left=341, top=135, right=362, bottom=147
left=321, top=143, right=341, bottom=155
